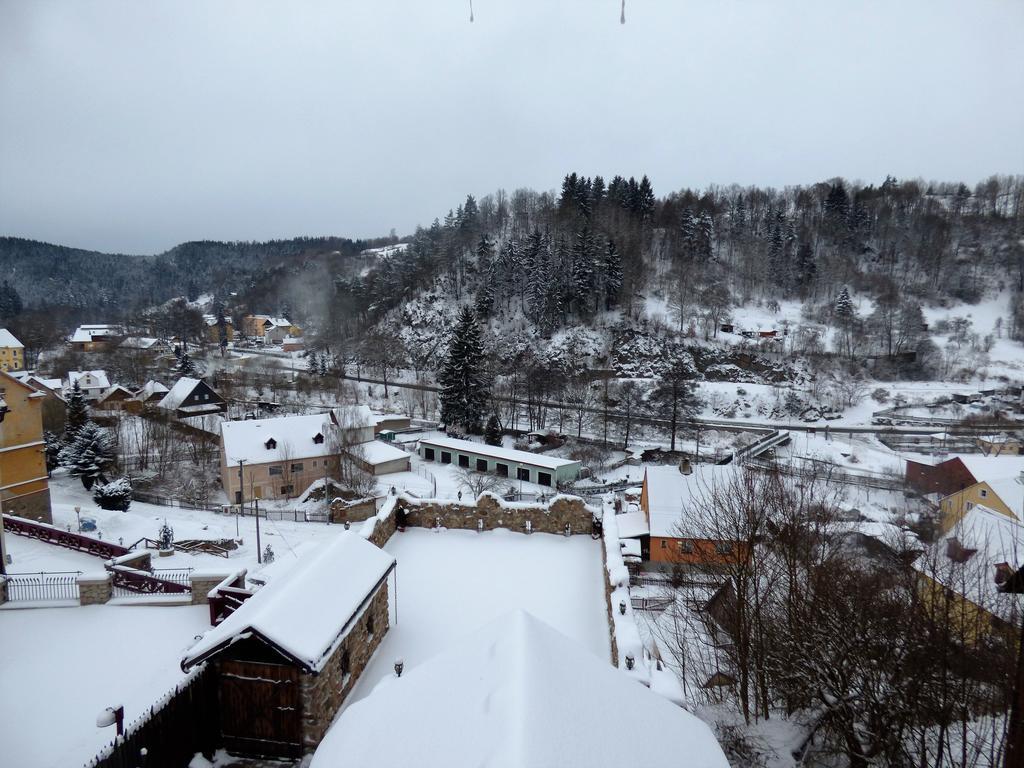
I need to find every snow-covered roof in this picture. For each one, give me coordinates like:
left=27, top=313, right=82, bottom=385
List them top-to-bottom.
left=201, top=313, right=232, bottom=326
left=70, top=324, right=121, bottom=343
left=0, top=328, right=23, bottom=348
left=119, top=336, right=162, bottom=350
left=66, top=370, right=110, bottom=390
left=157, top=377, right=205, bottom=410
left=135, top=379, right=169, bottom=400
left=98, top=385, right=134, bottom=402
left=222, top=412, right=337, bottom=464
left=419, top=436, right=581, bottom=471
left=354, top=439, right=410, bottom=466
left=955, top=455, right=1024, bottom=485
left=643, top=464, right=738, bottom=538
left=917, top=505, right=1024, bottom=621
left=614, top=510, right=650, bottom=539
left=182, top=532, right=394, bottom=673
left=312, top=610, right=729, bottom=768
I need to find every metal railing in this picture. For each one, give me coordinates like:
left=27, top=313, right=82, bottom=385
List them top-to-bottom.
left=2, top=514, right=130, bottom=560
left=109, top=566, right=192, bottom=598
left=4, top=571, right=83, bottom=602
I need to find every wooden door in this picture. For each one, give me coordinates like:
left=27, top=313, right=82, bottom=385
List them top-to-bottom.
left=219, top=660, right=303, bottom=758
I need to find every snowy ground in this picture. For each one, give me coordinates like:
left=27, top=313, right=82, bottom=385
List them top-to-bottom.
left=342, top=528, right=611, bottom=713
left=0, top=603, right=209, bottom=768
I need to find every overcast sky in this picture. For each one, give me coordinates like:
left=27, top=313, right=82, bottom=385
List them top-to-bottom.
left=1, top=1, right=1022, bottom=254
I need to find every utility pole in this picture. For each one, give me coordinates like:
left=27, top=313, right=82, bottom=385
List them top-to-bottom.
left=236, top=458, right=248, bottom=555
left=255, top=497, right=262, bottom=564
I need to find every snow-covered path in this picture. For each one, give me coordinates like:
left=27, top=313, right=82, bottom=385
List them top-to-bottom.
left=343, top=528, right=611, bottom=712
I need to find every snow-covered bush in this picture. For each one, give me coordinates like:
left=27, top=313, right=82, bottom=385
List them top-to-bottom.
left=92, top=477, right=132, bottom=512
left=157, top=520, right=174, bottom=551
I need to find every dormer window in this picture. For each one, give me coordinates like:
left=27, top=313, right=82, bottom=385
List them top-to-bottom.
left=313, top=433, right=324, bottom=445
left=265, top=438, right=277, bottom=450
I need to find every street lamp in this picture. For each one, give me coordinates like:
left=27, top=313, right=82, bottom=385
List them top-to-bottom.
left=394, top=658, right=404, bottom=678
left=96, top=705, right=124, bottom=737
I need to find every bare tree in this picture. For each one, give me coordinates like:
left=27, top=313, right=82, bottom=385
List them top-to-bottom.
left=456, top=467, right=502, bottom=497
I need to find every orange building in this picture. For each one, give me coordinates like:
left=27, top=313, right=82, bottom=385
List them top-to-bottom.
left=0, top=370, right=52, bottom=522
left=630, top=464, right=746, bottom=567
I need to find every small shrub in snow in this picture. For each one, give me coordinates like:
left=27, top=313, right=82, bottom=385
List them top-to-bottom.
left=871, top=387, right=890, bottom=404
left=92, top=477, right=132, bottom=511
left=158, top=520, right=175, bottom=551
left=263, top=544, right=275, bottom=564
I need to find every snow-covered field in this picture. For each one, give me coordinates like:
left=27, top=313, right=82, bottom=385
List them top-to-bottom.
left=343, top=528, right=611, bottom=712
left=0, top=604, right=209, bottom=768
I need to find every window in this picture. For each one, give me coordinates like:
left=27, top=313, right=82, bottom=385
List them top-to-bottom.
left=313, top=433, right=324, bottom=444
left=265, top=438, right=277, bottom=450
left=424, top=447, right=436, bottom=461
left=441, top=451, right=452, bottom=464
left=458, top=454, right=470, bottom=468
left=291, top=463, right=304, bottom=472
left=496, top=463, right=509, bottom=477
left=269, top=466, right=283, bottom=476
left=517, top=467, right=530, bottom=482
left=537, top=472, right=552, bottom=487
left=281, top=485, right=294, bottom=495
left=980, top=488, right=988, bottom=498
left=660, top=540, right=667, bottom=549
left=679, top=540, right=694, bottom=554
left=715, top=542, right=733, bottom=555
left=366, top=613, right=375, bottom=636
left=340, top=650, right=350, bottom=678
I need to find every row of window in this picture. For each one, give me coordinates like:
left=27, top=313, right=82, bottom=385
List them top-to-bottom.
left=421, top=447, right=553, bottom=486
left=268, top=462, right=308, bottom=476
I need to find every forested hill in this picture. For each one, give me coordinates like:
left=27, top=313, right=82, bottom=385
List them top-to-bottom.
left=0, top=235, right=383, bottom=315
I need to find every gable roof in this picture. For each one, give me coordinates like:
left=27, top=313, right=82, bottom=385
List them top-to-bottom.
left=70, top=324, right=121, bottom=343
left=0, top=328, right=23, bottom=348
left=66, top=370, right=110, bottom=390
left=157, top=377, right=210, bottom=410
left=135, top=379, right=169, bottom=401
left=98, top=385, right=135, bottom=403
left=222, top=412, right=341, bottom=464
left=955, top=455, right=1024, bottom=486
left=643, top=464, right=738, bottom=538
left=181, top=533, right=395, bottom=673
left=311, top=610, right=729, bottom=768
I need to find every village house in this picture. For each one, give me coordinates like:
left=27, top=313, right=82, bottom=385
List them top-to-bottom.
left=202, top=314, right=234, bottom=344
left=242, top=314, right=302, bottom=344
left=69, top=323, right=123, bottom=352
left=0, top=328, right=24, bottom=372
left=119, top=336, right=171, bottom=356
left=0, top=370, right=52, bottom=523
left=64, top=370, right=111, bottom=401
left=9, top=372, right=66, bottom=432
left=157, top=377, right=227, bottom=418
left=134, top=379, right=169, bottom=405
left=95, top=385, right=136, bottom=411
left=219, top=406, right=400, bottom=502
left=977, top=433, right=1023, bottom=456
left=417, top=436, right=581, bottom=488
left=929, top=455, right=1024, bottom=532
left=615, top=464, right=746, bottom=567
left=914, top=504, right=1024, bottom=637
left=181, top=532, right=396, bottom=759
left=310, top=610, right=730, bottom=768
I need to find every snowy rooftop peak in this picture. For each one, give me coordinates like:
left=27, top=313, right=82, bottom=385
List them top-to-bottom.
left=312, top=609, right=729, bottom=768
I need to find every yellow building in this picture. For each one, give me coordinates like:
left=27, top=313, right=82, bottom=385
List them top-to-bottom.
left=242, top=314, right=302, bottom=342
left=0, top=329, right=25, bottom=372
left=0, top=370, right=52, bottom=523
left=939, top=476, right=1023, bottom=533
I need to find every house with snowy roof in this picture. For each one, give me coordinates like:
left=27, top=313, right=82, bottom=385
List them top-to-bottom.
left=201, top=313, right=234, bottom=344
left=242, top=314, right=302, bottom=344
left=69, top=323, right=123, bottom=352
left=0, top=328, right=24, bottom=372
left=64, top=370, right=110, bottom=401
left=156, top=377, right=226, bottom=418
left=134, top=379, right=169, bottom=404
left=95, top=384, right=136, bottom=411
left=219, top=406, right=408, bottom=503
left=417, top=436, right=581, bottom=488
left=931, top=455, right=1024, bottom=533
left=619, top=464, right=748, bottom=567
left=915, top=504, right=1024, bottom=636
left=181, top=532, right=395, bottom=759
left=311, top=610, right=730, bottom=768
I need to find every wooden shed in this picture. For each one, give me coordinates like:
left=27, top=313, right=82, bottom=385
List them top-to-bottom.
left=180, top=533, right=396, bottom=759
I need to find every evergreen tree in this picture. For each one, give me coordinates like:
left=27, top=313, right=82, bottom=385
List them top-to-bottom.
left=636, top=175, right=656, bottom=220
left=570, top=228, right=596, bottom=314
left=475, top=234, right=494, bottom=275
left=601, top=238, right=623, bottom=310
left=794, top=241, right=817, bottom=293
left=474, top=279, right=494, bottom=320
left=0, top=280, right=23, bottom=319
left=835, top=287, right=855, bottom=323
left=216, top=305, right=229, bottom=354
left=438, top=307, right=490, bottom=433
left=177, top=351, right=198, bottom=377
left=65, top=381, right=89, bottom=438
left=484, top=414, right=502, bottom=446
left=58, top=421, right=114, bottom=490
left=43, top=430, right=61, bottom=474
left=93, top=476, right=132, bottom=511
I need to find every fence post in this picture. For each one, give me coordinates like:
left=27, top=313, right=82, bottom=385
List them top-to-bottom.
left=78, top=574, right=112, bottom=605
left=0, top=576, right=6, bottom=606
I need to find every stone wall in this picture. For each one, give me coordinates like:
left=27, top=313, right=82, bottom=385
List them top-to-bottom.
left=395, top=493, right=595, bottom=536
left=329, top=497, right=377, bottom=525
left=600, top=535, right=620, bottom=667
left=189, top=572, right=237, bottom=605
left=78, top=574, right=112, bottom=605
left=299, top=581, right=391, bottom=751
